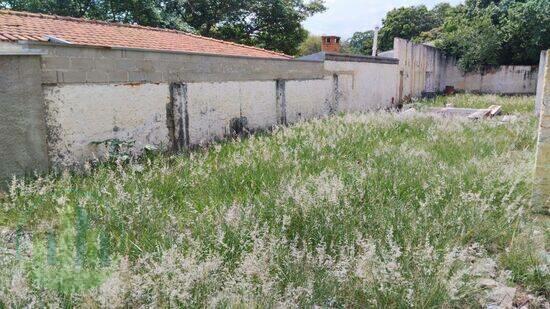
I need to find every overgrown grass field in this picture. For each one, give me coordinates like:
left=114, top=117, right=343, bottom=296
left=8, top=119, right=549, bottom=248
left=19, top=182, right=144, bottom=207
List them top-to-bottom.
left=0, top=95, right=547, bottom=307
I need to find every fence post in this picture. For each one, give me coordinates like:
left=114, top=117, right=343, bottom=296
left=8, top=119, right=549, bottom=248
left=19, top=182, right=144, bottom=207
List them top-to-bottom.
left=533, top=50, right=550, bottom=210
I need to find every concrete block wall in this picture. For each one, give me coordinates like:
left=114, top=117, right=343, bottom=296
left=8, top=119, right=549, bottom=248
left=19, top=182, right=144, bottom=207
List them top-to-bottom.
left=393, top=38, right=539, bottom=99
left=393, top=38, right=447, bottom=99
left=0, top=42, right=401, bottom=182
left=12, top=42, right=331, bottom=166
left=23, top=43, right=325, bottom=84
left=533, top=50, right=550, bottom=209
left=0, top=55, right=49, bottom=189
left=324, top=60, right=400, bottom=112
left=443, top=60, right=538, bottom=95
left=285, top=78, right=335, bottom=123
left=185, top=81, right=277, bottom=145
left=43, top=83, right=170, bottom=166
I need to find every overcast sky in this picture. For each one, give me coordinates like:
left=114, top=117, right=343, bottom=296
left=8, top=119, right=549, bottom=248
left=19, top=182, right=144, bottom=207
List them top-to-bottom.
left=303, top=0, right=464, bottom=39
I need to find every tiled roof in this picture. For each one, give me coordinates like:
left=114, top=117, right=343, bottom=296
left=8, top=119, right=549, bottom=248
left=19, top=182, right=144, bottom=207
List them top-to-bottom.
left=0, top=10, right=291, bottom=59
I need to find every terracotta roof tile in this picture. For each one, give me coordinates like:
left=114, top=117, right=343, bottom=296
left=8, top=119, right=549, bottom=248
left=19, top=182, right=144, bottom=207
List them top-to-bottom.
left=0, top=10, right=292, bottom=59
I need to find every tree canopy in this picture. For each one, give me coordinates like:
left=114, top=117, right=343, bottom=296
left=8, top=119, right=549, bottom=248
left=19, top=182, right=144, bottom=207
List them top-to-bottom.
left=0, top=0, right=326, bottom=55
left=2, top=0, right=548, bottom=67
left=343, top=0, right=549, bottom=71
left=378, top=5, right=441, bottom=52
left=347, top=30, right=375, bottom=56
left=298, top=33, right=322, bottom=56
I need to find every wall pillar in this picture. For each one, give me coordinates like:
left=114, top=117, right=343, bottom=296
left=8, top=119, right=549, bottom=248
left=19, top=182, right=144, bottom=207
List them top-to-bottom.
left=533, top=50, right=550, bottom=210
left=536, top=51, right=548, bottom=117
left=0, top=55, right=49, bottom=189
left=276, top=80, right=287, bottom=125
left=168, top=83, right=189, bottom=152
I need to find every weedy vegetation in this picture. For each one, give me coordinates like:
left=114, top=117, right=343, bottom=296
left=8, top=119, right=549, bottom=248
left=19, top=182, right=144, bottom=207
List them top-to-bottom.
left=413, top=93, right=536, bottom=114
left=0, top=94, right=547, bottom=307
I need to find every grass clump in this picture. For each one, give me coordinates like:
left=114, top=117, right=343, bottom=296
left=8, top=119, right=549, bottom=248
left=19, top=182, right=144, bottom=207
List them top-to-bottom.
left=415, top=93, right=535, bottom=114
left=0, top=96, right=547, bottom=307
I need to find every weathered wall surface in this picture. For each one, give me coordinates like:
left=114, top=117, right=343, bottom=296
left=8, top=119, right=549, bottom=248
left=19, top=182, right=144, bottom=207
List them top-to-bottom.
left=393, top=38, right=539, bottom=99
left=393, top=38, right=447, bottom=99
left=0, top=42, right=26, bottom=53
left=1, top=42, right=404, bottom=181
left=22, top=43, right=325, bottom=84
left=23, top=43, right=328, bottom=165
left=533, top=50, right=550, bottom=209
left=536, top=51, right=548, bottom=116
left=0, top=55, right=49, bottom=188
left=324, top=60, right=399, bottom=112
left=444, top=60, right=538, bottom=94
left=285, top=78, right=334, bottom=123
left=185, top=81, right=277, bottom=145
left=44, top=83, right=170, bottom=166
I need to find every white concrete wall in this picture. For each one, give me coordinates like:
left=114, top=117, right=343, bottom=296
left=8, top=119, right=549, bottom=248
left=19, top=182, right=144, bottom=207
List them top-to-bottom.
left=393, top=38, right=447, bottom=99
left=394, top=38, right=539, bottom=98
left=0, top=42, right=25, bottom=53
left=0, top=42, right=419, bottom=172
left=535, top=50, right=548, bottom=116
left=324, top=60, right=399, bottom=112
left=444, top=60, right=538, bottom=94
left=42, top=66, right=402, bottom=165
left=285, top=78, right=333, bottom=123
left=186, top=81, right=276, bottom=145
left=44, top=83, right=170, bottom=166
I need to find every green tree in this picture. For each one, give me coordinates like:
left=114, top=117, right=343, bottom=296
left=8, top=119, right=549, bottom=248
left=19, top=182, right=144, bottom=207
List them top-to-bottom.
left=0, top=0, right=173, bottom=28
left=1, top=0, right=326, bottom=55
left=163, top=0, right=246, bottom=36
left=166, top=0, right=326, bottom=55
left=435, top=0, right=550, bottom=71
left=465, top=0, right=502, bottom=10
left=499, top=0, right=550, bottom=65
left=431, top=2, right=455, bottom=24
left=378, top=5, right=440, bottom=51
left=437, top=9, right=502, bottom=71
left=346, top=30, right=374, bottom=55
left=298, top=33, right=322, bottom=56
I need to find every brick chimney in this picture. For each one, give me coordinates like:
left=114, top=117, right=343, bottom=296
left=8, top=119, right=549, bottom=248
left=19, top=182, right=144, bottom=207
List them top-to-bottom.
left=321, top=35, right=341, bottom=53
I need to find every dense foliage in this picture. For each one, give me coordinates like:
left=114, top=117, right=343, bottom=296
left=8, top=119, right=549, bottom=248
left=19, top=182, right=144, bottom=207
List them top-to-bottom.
left=0, top=0, right=326, bottom=55
left=348, top=0, right=549, bottom=71
left=347, top=30, right=375, bottom=56
left=297, top=33, right=322, bottom=56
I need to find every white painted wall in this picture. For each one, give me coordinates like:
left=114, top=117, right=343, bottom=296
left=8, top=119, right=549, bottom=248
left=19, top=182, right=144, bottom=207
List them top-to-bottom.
left=393, top=38, right=539, bottom=98
left=393, top=38, right=446, bottom=99
left=0, top=42, right=25, bottom=53
left=536, top=51, right=548, bottom=116
left=39, top=55, right=409, bottom=168
left=324, top=60, right=399, bottom=112
left=444, top=61, right=538, bottom=94
left=42, top=67, right=401, bottom=166
left=285, top=78, right=333, bottom=124
left=186, top=81, right=276, bottom=145
left=44, top=83, right=170, bottom=166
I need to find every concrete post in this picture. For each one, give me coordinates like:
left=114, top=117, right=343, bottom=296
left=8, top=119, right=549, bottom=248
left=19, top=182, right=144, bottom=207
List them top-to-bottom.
left=372, top=27, right=380, bottom=57
left=533, top=50, right=550, bottom=210
left=535, top=51, right=547, bottom=117
left=276, top=80, right=287, bottom=125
